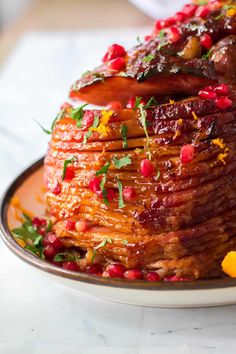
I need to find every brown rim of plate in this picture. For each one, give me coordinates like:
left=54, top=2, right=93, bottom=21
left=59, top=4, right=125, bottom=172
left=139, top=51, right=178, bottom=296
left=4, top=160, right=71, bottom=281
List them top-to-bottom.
left=1, top=157, right=236, bottom=291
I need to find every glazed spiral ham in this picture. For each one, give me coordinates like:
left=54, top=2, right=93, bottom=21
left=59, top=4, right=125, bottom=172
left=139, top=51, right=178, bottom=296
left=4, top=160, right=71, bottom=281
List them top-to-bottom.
left=44, top=0, right=236, bottom=279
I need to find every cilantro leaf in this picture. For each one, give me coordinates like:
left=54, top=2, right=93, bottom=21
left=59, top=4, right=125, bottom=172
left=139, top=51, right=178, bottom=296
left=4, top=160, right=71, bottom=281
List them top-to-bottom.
left=159, top=30, right=165, bottom=38
left=136, top=36, right=142, bottom=45
left=202, top=48, right=212, bottom=60
left=143, top=54, right=155, bottom=63
left=134, top=97, right=142, bottom=110
left=144, top=97, right=158, bottom=109
left=71, top=103, right=88, bottom=128
left=138, top=103, right=150, bottom=148
left=82, top=114, right=99, bottom=144
left=35, top=120, right=52, bottom=135
left=120, top=124, right=128, bottom=149
left=62, top=156, right=77, bottom=180
left=112, top=156, right=132, bottom=169
left=96, top=161, right=111, bottom=176
left=100, top=175, right=108, bottom=205
left=116, top=178, right=125, bottom=209
left=95, top=238, right=113, bottom=250
left=54, top=252, right=76, bottom=262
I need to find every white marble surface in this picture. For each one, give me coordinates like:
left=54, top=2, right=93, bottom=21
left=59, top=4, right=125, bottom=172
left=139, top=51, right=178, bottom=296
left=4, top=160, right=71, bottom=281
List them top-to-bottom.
left=1, top=30, right=236, bottom=354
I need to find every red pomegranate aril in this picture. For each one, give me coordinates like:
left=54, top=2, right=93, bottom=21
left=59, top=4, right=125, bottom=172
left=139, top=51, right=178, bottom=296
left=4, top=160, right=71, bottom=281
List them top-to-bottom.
left=182, top=4, right=198, bottom=17
left=195, top=5, right=210, bottom=18
left=173, top=12, right=187, bottom=22
left=155, top=19, right=167, bottom=30
left=168, top=27, right=181, bottom=43
left=200, top=33, right=213, bottom=49
left=144, top=35, right=152, bottom=41
left=102, top=43, right=126, bottom=63
left=107, top=57, right=126, bottom=72
left=214, top=84, right=229, bottom=96
left=198, top=89, right=216, bottom=100
left=215, top=96, right=233, bottom=110
left=106, top=101, right=122, bottom=111
left=60, top=102, right=72, bottom=111
left=82, top=111, right=94, bottom=128
left=180, top=144, right=194, bottom=164
left=140, top=159, right=154, bottom=178
left=64, top=166, right=75, bottom=182
left=89, top=176, right=101, bottom=193
left=51, top=181, right=61, bottom=195
left=122, top=187, right=136, bottom=201
left=32, top=217, right=43, bottom=228
left=65, top=220, right=76, bottom=231
left=75, top=220, right=89, bottom=232
left=42, top=232, right=63, bottom=250
left=43, top=245, right=57, bottom=259
left=62, top=261, right=79, bottom=271
left=86, top=263, right=103, bottom=275
left=106, top=263, right=126, bottom=278
left=124, top=269, right=143, bottom=280
left=145, top=272, right=161, bottom=282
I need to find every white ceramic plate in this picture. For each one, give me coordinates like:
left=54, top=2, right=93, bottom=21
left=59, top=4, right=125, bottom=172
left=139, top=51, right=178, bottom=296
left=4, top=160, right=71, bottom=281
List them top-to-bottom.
left=129, top=0, right=187, bottom=19
left=1, top=158, right=236, bottom=308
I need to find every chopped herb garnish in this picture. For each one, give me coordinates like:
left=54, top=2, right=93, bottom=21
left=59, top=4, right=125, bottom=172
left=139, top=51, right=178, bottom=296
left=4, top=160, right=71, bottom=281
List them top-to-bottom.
left=214, top=13, right=224, bottom=20
left=159, top=30, right=165, bottom=38
left=136, top=36, right=142, bottom=45
left=157, top=41, right=168, bottom=51
left=202, top=48, right=212, bottom=60
left=143, top=54, right=155, bottom=63
left=82, top=70, right=91, bottom=77
left=134, top=96, right=142, bottom=110
left=144, top=97, right=158, bottom=109
left=71, top=103, right=88, bottom=128
left=138, top=103, right=150, bottom=148
left=82, top=115, right=99, bottom=144
left=35, top=120, right=52, bottom=135
left=120, top=124, right=128, bottom=149
left=62, top=156, right=77, bottom=180
left=112, top=156, right=132, bottom=169
left=96, top=161, right=111, bottom=176
left=156, top=170, right=161, bottom=180
left=100, top=174, right=108, bottom=205
left=117, top=178, right=125, bottom=209
left=12, top=214, right=45, bottom=259
left=45, top=218, right=52, bottom=233
left=95, top=237, right=113, bottom=250
left=122, top=239, right=129, bottom=245
left=54, top=252, right=76, bottom=262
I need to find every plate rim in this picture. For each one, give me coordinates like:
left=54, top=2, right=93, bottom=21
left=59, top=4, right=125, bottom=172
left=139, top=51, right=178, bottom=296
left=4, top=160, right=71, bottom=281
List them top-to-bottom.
left=1, top=157, right=236, bottom=291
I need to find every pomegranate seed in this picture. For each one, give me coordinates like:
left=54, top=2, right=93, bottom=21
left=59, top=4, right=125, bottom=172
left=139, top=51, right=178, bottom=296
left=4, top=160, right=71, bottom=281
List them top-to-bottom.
left=182, top=4, right=198, bottom=17
left=195, top=5, right=210, bottom=18
left=173, top=12, right=187, bottom=22
left=165, top=17, right=176, bottom=26
left=155, top=20, right=167, bottom=30
left=168, top=27, right=181, bottom=43
left=200, top=33, right=213, bottom=49
left=144, top=35, right=152, bottom=41
left=102, top=43, right=126, bottom=63
left=107, top=57, right=126, bottom=72
left=214, top=84, right=229, bottom=96
left=198, top=89, right=216, bottom=100
left=215, top=96, right=233, bottom=110
left=126, top=97, right=145, bottom=109
left=106, top=101, right=122, bottom=111
left=60, top=102, right=72, bottom=110
left=82, top=111, right=94, bottom=128
left=180, top=144, right=195, bottom=164
left=140, top=159, right=154, bottom=178
left=64, top=166, right=75, bottom=181
left=89, top=176, right=101, bottom=193
left=51, top=180, right=61, bottom=195
left=122, top=187, right=136, bottom=201
left=32, top=217, right=43, bottom=228
left=65, top=220, right=76, bottom=231
left=75, top=220, right=89, bottom=232
left=38, top=229, right=46, bottom=236
left=42, top=232, right=63, bottom=250
left=43, top=245, right=57, bottom=259
left=62, top=261, right=79, bottom=271
left=86, top=263, right=103, bottom=275
left=106, top=264, right=126, bottom=278
left=124, top=269, right=143, bottom=280
left=146, top=271, right=161, bottom=282
left=164, top=275, right=191, bottom=282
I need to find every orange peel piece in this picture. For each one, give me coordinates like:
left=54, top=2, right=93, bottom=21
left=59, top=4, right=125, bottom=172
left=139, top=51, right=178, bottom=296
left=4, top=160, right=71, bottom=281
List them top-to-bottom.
left=222, top=251, right=236, bottom=278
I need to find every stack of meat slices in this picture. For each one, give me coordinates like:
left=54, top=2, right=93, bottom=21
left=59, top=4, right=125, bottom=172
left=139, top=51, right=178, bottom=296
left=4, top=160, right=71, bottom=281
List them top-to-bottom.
left=44, top=0, right=236, bottom=279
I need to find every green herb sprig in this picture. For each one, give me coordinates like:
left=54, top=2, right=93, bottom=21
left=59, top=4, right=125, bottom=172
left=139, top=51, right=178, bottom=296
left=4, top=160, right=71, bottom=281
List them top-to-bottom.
left=120, top=124, right=128, bottom=149
left=62, top=156, right=77, bottom=180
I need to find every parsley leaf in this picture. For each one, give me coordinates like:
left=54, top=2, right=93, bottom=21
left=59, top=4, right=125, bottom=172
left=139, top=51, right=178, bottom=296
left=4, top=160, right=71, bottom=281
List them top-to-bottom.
left=159, top=30, right=165, bottom=38
left=136, top=36, right=142, bottom=45
left=202, top=48, right=212, bottom=60
left=143, top=54, right=155, bottom=63
left=134, top=96, right=142, bottom=109
left=144, top=97, right=158, bottom=109
left=71, top=103, right=88, bottom=128
left=138, top=103, right=150, bottom=148
left=82, top=114, right=99, bottom=144
left=35, top=120, right=52, bottom=135
left=120, top=124, right=128, bottom=149
left=62, top=156, right=77, bottom=180
left=112, top=156, right=132, bottom=169
left=96, top=161, right=111, bottom=176
left=100, top=174, right=108, bottom=205
left=116, top=178, right=125, bottom=208
left=95, top=238, right=113, bottom=250
left=54, top=252, right=76, bottom=262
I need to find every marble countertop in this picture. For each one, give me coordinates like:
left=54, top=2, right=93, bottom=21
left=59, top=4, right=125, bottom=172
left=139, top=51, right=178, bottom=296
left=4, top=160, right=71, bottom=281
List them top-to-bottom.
left=1, top=30, right=236, bottom=354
